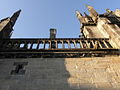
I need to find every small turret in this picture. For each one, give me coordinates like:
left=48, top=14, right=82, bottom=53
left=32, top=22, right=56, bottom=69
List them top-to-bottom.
left=87, top=5, right=98, bottom=23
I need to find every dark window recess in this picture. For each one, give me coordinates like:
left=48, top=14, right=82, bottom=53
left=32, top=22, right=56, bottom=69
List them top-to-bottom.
left=107, top=17, right=120, bottom=28
left=107, top=17, right=119, bottom=23
left=11, top=62, right=28, bottom=75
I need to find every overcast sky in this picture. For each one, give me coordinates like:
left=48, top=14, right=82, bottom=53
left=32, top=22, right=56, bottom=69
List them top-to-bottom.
left=0, top=0, right=120, bottom=38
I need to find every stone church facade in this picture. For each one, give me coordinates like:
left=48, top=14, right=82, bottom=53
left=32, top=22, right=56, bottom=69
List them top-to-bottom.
left=0, top=6, right=120, bottom=90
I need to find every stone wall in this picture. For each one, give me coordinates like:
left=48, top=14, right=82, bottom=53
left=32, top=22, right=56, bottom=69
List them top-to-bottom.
left=0, top=56, right=120, bottom=90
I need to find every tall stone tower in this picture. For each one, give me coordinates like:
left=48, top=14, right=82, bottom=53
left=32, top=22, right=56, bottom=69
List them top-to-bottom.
left=0, top=6, right=120, bottom=90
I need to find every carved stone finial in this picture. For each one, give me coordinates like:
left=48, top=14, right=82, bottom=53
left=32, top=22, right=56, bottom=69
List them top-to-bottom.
left=86, top=5, right=98, bottom=17
left=86, top=5, right=98, bottom=23
left=106, top=9, right=112, bottom=13
left=114, top=9, right=120, bottom=17
left=76, top=10, right=83, bottom=18
left=76, top=10, right=86, bottom=24
left=84, top=12, right=93, bottom=23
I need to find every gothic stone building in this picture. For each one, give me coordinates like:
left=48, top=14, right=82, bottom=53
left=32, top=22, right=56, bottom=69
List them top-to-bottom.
left=0, top=6, right=120, bottom=90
